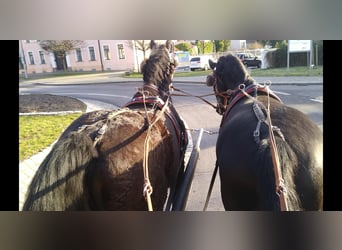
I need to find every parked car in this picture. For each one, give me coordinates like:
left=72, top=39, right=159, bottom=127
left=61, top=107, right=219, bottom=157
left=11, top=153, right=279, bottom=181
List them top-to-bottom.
left=236, top=53, right=262, bottom=68
left=190, top=55, right=212, bottom=71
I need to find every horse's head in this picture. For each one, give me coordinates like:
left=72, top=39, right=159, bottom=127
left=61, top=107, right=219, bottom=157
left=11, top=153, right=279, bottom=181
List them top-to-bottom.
left=140, top=40, right=179, bottom=99
left=206, top=53, right=250, bottom=115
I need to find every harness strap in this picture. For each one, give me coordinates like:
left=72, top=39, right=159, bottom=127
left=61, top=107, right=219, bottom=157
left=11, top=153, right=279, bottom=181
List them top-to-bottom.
left=220, top=83, right=289, bottom=211
left=220, top=84, right=282, bottom=127
left=124, top=95, right=188, bottom=211
left=125, top=96, right=187, bottom=148
left=142, top=97, right=170, bottom=211
left=252, top=102, right=266, bottom=144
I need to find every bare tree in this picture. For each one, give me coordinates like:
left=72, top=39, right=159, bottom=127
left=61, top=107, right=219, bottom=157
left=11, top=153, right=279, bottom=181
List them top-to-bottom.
left=39, top=40, right=85, bottom=72
left=134, top=40, right=151, bottom=59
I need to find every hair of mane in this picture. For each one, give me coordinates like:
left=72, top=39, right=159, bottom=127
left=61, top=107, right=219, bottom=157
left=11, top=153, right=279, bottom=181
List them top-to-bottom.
left=141, top=41, right=178, bottom=94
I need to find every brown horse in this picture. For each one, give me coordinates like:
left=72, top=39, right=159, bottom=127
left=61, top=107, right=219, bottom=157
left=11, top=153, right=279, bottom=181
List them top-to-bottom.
left=23, top=40, right=188, bottom=211
left=206, top=53, right=323, bottom=211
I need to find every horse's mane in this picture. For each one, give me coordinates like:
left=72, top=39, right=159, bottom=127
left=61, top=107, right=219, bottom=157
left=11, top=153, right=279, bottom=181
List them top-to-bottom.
left=141, top=42, right=178, bottom=94
left=215, top=53, right=252, bottom=87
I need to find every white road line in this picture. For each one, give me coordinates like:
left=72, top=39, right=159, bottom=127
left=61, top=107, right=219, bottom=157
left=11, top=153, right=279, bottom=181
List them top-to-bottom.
left=273, top=90, right=291, bottom=96
left=274, top=91, right=323, bottom=104
left=55, top=93, right=131, bottom=98
left=310, top=98, right=323, bottom=103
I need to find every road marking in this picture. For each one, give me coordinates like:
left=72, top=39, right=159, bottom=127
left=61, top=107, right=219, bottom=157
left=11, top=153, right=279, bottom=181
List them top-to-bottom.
left=273, top=90, right=290, bottom=96
left=274, top=91, right=323, bottom=104
left=56, top=93, right=131, bottom=99
left=310, top=98, right=323, bottom=103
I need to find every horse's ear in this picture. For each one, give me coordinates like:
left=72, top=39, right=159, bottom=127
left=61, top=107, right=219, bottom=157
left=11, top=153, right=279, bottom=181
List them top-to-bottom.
left=150, top=40, right=157, bottom=50
left=165, top=40, right=174, bottom=52
left=209, top=59, right=216, bottom=70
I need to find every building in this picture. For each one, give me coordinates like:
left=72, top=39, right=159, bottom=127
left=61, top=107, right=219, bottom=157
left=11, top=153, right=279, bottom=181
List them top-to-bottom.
left=19, top=40, right=152, bottom=76
left=230, top=40, right=247, bottom=51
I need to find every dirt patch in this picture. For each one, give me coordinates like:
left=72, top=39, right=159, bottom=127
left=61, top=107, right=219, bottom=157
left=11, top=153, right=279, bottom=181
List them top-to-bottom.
left=19, top=94, right=87, bottom=113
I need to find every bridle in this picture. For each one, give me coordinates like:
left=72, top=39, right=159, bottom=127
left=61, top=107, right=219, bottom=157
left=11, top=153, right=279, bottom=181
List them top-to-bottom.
left=211, top=75, right=253, bottom=115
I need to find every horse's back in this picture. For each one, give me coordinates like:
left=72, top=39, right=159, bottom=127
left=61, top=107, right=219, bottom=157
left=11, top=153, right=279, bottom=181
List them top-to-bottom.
left=24, top=108, right=182, bottom=211
left=79, top=108, right=182, bottom=210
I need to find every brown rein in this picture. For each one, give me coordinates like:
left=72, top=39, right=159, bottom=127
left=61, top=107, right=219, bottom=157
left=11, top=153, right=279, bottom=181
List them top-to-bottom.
left=238, top=84, right=288, bottom=211
left=170, top=86, right=217, bottom=110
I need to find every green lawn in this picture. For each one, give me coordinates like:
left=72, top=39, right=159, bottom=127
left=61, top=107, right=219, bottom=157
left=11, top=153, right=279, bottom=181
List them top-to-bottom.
left=19, top=113, right=82, bottom=161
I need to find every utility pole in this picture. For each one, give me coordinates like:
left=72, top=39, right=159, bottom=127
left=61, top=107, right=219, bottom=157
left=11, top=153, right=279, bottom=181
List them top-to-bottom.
left=19, top=40, right=28, bottom=78
left=97, top=40, right=104, bottom=72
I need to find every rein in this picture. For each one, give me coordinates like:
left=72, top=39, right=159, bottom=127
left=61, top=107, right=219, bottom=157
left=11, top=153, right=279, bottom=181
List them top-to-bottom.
left=230, top=83, right=288, bottom=211
left=124, top=85, right=188, bottom=211
left=171, top=86, right=217, bottom=110
left=143, top=95, right=170, bottom=211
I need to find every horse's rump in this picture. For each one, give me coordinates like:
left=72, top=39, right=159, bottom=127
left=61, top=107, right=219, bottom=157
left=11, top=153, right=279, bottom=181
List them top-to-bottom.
left=217, top=96, right=323, bottom=210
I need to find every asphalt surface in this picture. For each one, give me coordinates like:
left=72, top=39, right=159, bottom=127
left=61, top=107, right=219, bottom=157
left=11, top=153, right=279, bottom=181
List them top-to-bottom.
left=19, top=71, right=323, bottom=86
left=18, top=72, right=323, bottom=211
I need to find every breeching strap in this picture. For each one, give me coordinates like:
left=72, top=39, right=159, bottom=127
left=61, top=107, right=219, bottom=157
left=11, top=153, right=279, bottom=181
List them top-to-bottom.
left=264, top=89, right=288, bottom=211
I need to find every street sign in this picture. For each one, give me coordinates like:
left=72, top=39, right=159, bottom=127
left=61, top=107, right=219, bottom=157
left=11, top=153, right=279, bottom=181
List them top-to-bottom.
left=288, top=40, right=311, bottom=52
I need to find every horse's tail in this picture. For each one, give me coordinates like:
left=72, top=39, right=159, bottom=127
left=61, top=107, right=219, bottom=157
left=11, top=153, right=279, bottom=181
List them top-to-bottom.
left=22, top=131, right=98, bottom=211
left=257, top=136, right=301, bottom=211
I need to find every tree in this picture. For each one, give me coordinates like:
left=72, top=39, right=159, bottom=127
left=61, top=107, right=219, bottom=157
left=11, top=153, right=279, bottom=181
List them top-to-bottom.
left=39, top=40, right=84, bottom=72
left=133, top=40, right=150, bottom=59
left=195, top=40, right=214, bottom=54
left=214, top=40, right=230, bottom=52
left=258, top=40, right=285, bottom=48
left=175, top=42, right=191, bottom=52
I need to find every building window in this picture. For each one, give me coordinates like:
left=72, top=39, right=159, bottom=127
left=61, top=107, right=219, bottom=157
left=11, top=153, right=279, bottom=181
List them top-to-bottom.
left=117, top=44, right=125, bottom=59
left=103, top=45, right=110, bottom=60
left=88, top=46, right=96, bottom=61
left=75, top=48, right=83, bottom=62
left=39, top=51, right=46, bottom=64
left=28, top=52, right=35, bottom=64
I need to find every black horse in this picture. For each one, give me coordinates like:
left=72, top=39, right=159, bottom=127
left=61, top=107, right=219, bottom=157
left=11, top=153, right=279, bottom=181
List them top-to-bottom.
left=23, top=40, right=188, bottom=211
left=206, top=53, right=323, bottom=211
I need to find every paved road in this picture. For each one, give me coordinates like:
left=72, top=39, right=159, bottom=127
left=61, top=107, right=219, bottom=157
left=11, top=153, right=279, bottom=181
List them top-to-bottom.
left=20, top=71, right=323, bottom=86
left=19, top=73, right=323, bottom=211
